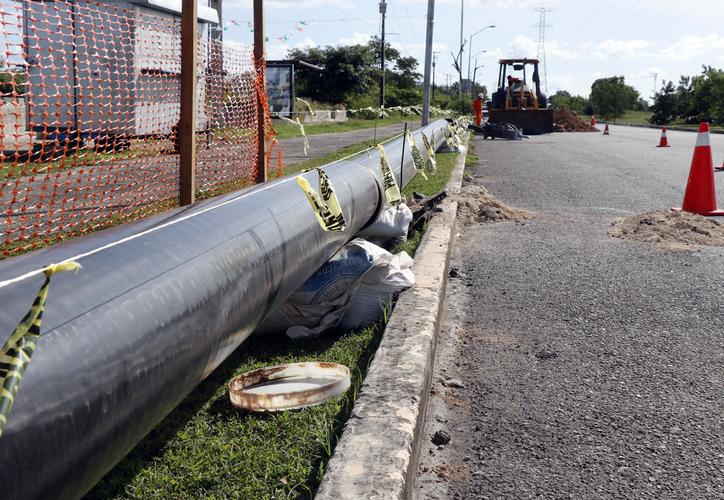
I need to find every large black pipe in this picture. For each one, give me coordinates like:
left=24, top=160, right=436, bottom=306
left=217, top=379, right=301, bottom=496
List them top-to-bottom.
left=0, top=120, right=450, bottom=499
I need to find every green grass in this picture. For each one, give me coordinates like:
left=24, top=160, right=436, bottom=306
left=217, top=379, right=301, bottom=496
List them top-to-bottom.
left=615, top=110, right=653, bottom=125
left=613, top=111, right=724, bottom=132
left=273, top=115, right=414, bottom=139
left=281, top=134, right=400, bottom=175
left=402, top=150, right=459, bottom=198
left=86, top=324, right=384, bottom=500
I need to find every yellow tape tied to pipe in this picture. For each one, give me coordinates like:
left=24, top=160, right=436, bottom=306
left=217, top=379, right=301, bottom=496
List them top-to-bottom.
left=405, top=131, right=427, bottom=181
left=421, top=132, right=437, bottom=174
left=376, top=144, right=401, bottom=207
left=296, top=168, right=346, bottom=232
left=0, top=261, right=81, bottom=437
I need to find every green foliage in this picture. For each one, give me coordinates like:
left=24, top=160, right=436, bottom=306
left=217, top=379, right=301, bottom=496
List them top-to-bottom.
left=288, top=36, right=423, bottom=109
left=288, top=45, right=377, bottom=104
left=649, top=66, right=724, bottom=126
left=0, top=69, right=26, bottom=96
left=589, top=76, right=639, bottom=121
left=650, top=81, right=677, bottom=125
left=550, top=90, right=592, bottom=115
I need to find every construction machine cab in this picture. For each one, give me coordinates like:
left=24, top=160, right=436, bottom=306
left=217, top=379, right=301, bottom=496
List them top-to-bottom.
left=488, top=58, right=553, bottom=135
left=491, top=58, right=547, bottom=110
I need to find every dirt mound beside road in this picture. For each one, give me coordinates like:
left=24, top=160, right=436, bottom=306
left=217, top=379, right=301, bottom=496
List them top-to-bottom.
left=553, top=108, right=598, bottom=132
left=457, top=179, right=534, bottom=224
left=610, top=209, right=724, bottom=250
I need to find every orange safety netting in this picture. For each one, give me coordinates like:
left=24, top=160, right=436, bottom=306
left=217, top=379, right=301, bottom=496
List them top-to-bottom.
left=0, top=0, right=267, bottom=257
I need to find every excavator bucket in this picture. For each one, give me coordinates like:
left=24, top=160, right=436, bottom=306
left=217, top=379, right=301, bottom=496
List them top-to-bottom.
left=489, top=109, right=554, bottom=135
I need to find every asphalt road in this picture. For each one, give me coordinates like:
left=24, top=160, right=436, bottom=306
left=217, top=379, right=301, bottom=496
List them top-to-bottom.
left=278, top=121, right=408, bottom=165
left=415, top=125, right=724, bottom=499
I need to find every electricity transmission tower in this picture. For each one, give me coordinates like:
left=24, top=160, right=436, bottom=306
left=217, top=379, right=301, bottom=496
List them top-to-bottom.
left=533, top=7, right=553, bottom=95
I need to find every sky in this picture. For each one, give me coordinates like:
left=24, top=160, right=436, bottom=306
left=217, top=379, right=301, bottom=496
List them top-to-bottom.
left=221, top=0, right=724, bottom=101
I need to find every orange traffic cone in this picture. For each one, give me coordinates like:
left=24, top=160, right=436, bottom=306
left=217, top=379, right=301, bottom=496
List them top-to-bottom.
left=590, top=115, right=596, bottom=127
left=674, top=122, right=724, bottom=216
left=603, top=123, right=609, bottom=135
left=657, top=128, right=670, bottom=147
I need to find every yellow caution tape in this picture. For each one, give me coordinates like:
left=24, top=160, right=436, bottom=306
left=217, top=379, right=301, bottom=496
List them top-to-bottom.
left=279, top=116, right=310, bottom=156
left=406, top=131, right=427, bottom=180
left=421, top=132, right=437, bottom=174
left=377, top=144, right=401, bottom=206
left=296, top=168, right=346, bottom=232
left=0, top=261, right=81, bottom=437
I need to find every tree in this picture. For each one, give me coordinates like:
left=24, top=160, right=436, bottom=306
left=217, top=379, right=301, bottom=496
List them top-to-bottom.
left=287, top=44, right=377, bottom=104
left=689, top=66, right=724, bottom=125
left=589, top=76, right=638, bottom=121
left=649, top=81, right=677, bottom=125
left=549, top=90, right=592, bottom=115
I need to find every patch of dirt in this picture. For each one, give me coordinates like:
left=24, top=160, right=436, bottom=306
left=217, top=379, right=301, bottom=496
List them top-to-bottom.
left=553, top=108, right=598, bottom=132
left=457, top=180, right=535, bottom=225
left=609, top=209, right=724, bottom=250
left=433, top=464, right=472, bottom=481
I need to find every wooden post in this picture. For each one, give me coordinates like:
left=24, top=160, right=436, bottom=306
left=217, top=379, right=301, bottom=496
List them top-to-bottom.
left=179, top=0, right=197, bottom=205
left=254, top=0, right=267, bottom=183
left=400, top=122, right=408, bottom=187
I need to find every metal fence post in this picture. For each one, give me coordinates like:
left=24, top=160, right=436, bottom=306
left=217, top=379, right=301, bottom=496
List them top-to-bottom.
left=180, top=0, right=197, bottom=205
left=254, top=0, right=267, bottom=184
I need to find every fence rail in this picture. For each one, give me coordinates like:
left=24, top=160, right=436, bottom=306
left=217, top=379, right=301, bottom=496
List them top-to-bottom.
left=0, top=0, right=269, bottom=257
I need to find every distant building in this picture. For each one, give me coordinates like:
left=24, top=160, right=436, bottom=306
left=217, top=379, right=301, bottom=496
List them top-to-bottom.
left=21, top=0, right=219, bottom=142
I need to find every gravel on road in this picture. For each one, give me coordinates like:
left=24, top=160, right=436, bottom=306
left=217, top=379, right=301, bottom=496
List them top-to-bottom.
left=416, top=127, right=724, bottom=499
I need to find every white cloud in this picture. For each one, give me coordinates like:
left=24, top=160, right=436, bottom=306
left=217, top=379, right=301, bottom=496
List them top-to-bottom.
left=659, top=34, right=724, bottom=62
left=506, top=35, right=578, bottom=61
left=592, top=39, right=654, bottom=59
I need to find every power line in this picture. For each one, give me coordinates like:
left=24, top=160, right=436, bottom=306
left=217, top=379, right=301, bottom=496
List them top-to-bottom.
left=401, top=0, right=421, bottom=45
left=590, top=0, right=644, bottom=46
left=652, top=0, right=706, bottom=39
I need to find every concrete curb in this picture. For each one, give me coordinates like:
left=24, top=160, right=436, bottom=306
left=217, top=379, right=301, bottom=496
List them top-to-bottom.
left=315, top=134, right=470, bottom=500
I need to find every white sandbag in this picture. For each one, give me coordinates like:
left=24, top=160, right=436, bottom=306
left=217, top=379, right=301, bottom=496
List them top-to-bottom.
left=357, top=203, right=413, bottom=239
left=257, top=239, right=413, bottom=339
left=338, top=248, right=415, bottom=330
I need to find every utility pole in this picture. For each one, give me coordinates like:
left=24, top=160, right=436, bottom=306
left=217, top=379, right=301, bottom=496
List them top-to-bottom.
left=379, top=0, right=387, bottom=110
left=421, top=0, right=435, bottom=126
left=458, top=0, right=464, bottom=98
left=533, top=7, right=552, bottom=96
left=432, top=51, right=439, bottom=101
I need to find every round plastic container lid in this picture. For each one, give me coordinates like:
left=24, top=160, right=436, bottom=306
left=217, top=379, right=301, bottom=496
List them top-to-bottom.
left=228, top=362, right=351, bottom=412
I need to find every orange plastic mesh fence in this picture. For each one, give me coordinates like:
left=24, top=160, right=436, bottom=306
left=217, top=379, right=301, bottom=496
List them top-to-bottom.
left=0, top=0, right=264, bottom=257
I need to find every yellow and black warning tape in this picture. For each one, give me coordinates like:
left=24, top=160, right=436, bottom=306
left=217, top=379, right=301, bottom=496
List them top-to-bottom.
left=279, top=115, right=310, bottom=156
left=405, top=131, right=427, bottom=181
left=421, top=132, right=437, bottom=174
left=377, top=144, right=401, bottom=206
left=296, top=168, right=346, bottom=232
left=0, top=261, right=81, bottom=437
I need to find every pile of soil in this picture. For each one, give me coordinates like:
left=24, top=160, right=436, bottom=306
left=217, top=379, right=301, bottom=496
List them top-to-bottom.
left=553, top=108, right=597, bottom=132
left=457, top=180, right=534, bottom=224
left=610, top=209, right=724, bottom=250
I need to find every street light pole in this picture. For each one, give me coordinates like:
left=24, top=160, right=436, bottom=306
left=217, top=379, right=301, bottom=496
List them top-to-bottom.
left=379, top=0, right=387, bottom=110
left=421, top=0, right=435, bottom=126
left=458, top=0, right=464, bottom=98
left=467, top=25, right=495, bottom=97
left=432, top=51, right=439, bottom=101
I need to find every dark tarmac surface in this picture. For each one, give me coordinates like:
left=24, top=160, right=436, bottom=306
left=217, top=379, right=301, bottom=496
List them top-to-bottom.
left=415, top=126, right=724, bottom=499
